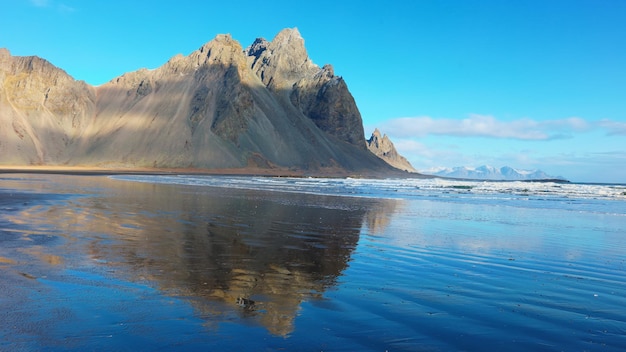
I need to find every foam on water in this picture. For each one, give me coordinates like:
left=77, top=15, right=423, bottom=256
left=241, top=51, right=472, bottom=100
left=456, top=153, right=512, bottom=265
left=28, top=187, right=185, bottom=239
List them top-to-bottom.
left=111, top=175, right=626, bottom=215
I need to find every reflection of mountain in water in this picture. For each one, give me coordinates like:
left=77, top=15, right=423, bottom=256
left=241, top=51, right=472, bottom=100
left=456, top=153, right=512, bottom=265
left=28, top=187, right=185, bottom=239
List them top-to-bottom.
left=49, top=177, right=400, bottom=336
left=363, top=200, right=403, bottom=236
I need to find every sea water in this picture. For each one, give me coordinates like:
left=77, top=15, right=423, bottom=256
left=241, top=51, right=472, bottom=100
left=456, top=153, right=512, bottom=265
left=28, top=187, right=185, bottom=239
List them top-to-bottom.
left=0, top=174, right=625, bottom=351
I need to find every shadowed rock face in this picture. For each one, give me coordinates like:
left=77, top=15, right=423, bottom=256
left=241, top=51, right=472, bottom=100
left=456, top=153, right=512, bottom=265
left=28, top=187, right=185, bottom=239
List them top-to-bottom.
left=0, top=29, right=396, bottom=174
left=246, top=29, right=366, bottom=148
left=290, top=64, right=366, bottom=148
left=367, top=129, right=417, bottom=172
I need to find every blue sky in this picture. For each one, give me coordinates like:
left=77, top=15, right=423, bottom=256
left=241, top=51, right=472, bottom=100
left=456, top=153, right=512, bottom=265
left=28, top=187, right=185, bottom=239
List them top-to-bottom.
left=2, top=0, right=625, bottom=183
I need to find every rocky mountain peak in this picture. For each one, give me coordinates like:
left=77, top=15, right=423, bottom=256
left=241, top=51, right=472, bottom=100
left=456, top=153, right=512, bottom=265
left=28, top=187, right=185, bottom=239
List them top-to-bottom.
left=246, top=27, right=316, bottom=89
left=243, top=28, right=366, bottom=149
left=268, top=28, right=305, bottom=52
left=0, top=29, right=401, bottom=175
left=145, top=34, right=249, bottom=79
left=194, top=34, right=246, bottom=69
left=199, top=34, right=241, bottom=56
left=246, top=38, right=269, bottom=61
left=0, top=48, right=10, bottom=61
left=1, top=52, right=65, bottom=84
left=367, top=129, right=416, bottom=172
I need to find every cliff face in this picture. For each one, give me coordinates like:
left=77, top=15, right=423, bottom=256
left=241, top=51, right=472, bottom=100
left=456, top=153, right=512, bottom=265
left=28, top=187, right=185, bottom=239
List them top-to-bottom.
left=0, top=28, right=395, bottom=173
left=246, top=28, right=366, bottom=149
left=0, top=48, right=96, bottom=165
left=367, top=129, right=416, bottom=172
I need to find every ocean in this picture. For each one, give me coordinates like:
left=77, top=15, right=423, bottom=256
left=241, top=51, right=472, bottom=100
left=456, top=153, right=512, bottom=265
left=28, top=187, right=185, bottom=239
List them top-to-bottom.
left=0, top=173, right=624, bottom=351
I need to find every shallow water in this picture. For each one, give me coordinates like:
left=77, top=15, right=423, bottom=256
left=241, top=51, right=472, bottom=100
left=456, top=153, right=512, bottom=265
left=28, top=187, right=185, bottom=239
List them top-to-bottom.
left=0, top=174, right=625, bottom=351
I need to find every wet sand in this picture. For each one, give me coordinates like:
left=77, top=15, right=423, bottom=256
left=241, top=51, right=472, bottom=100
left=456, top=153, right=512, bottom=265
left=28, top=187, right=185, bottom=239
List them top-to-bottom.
left=0, top=173, right=396, bottom=350
left=1, top=173, right=624, bottom=351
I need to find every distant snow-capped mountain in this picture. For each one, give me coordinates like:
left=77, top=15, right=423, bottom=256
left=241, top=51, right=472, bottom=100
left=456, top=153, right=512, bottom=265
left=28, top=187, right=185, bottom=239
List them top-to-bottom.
left=421, top=165, right=566, bottom=181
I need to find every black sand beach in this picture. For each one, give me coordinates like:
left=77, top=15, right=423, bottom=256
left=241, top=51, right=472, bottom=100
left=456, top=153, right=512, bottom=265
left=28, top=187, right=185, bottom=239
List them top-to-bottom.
left=0, top=173, right=394, bottom=350
left=1, top=173, right=625, bottom=351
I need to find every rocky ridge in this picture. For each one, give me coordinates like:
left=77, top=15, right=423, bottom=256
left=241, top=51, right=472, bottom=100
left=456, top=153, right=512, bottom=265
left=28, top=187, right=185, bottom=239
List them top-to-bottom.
left=0, top=29, right=411, bottom=176
left=0, top=48, right=96, bottom=164
left=366, top=129, right=416, bottom=172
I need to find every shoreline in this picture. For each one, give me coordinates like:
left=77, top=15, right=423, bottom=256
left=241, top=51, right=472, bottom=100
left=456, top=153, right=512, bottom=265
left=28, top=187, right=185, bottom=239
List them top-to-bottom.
left=0, top=165, right=430, bottom=179
left=0, top=166, right=575, bottom=183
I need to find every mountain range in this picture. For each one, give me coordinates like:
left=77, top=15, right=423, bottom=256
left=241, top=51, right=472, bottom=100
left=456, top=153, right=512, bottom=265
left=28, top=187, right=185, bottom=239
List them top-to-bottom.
left=0, top=28, right=413, bottom=176
left=422, top=165, right=566, bottom=181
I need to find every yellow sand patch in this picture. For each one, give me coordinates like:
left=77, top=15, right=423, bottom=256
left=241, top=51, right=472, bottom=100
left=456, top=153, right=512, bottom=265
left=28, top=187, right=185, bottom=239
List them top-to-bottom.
left=18, top=248, right=64, bottom=266
left=40, top=254, right=63, bottom=265
left=0, top=256, right=16, bottom=264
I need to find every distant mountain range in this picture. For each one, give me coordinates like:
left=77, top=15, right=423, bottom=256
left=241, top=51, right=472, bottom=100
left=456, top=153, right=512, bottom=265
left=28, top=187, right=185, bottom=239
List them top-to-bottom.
left=422, top=165, right=567, bottom=181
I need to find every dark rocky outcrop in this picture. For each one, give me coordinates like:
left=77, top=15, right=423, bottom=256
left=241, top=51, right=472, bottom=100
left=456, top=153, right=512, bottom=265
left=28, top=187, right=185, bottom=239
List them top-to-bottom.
left=0, top=28, right=410, bottom=176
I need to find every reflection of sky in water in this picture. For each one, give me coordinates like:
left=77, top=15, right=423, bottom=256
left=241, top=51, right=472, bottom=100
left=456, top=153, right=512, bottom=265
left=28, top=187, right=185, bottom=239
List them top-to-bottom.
left=0, top=174, right=625, bottom=351
left=0, top=175, right=400, bottom=338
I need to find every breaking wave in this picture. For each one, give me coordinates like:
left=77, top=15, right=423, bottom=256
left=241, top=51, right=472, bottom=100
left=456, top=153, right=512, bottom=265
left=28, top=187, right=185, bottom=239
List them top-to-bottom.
left=110, top=175, right=625, bottom=216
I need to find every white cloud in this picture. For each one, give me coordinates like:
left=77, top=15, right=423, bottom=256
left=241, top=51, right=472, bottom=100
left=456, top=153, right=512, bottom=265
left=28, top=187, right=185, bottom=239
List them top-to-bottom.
left=379, top=114, right=594, bottom=140
left=373, top=115, right=625, bottom=183
left=551, top=117, right=590, bottom=131
left=599, top=119, right=626, bottom=136
left=391, top=138, right=477, bottom=171
left=391, top=139, right=433, bottom=157
left=392, top=139, right=460, bottom=161
left=531, top=151, right=626, bottom=183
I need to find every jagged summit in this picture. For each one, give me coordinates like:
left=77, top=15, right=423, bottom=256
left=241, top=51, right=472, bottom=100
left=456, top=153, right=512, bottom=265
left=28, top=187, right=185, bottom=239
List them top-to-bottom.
left=270, top=27, right=306, bottom=52
left=275, top=27, right=303, bottom=41
left=245, top=28, right=317, bottom=90
left=0, top=29, right=402, bottom=176
left=0, top=48, right=11, bottom=64
left=366, top=129, right=416, bottom=172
